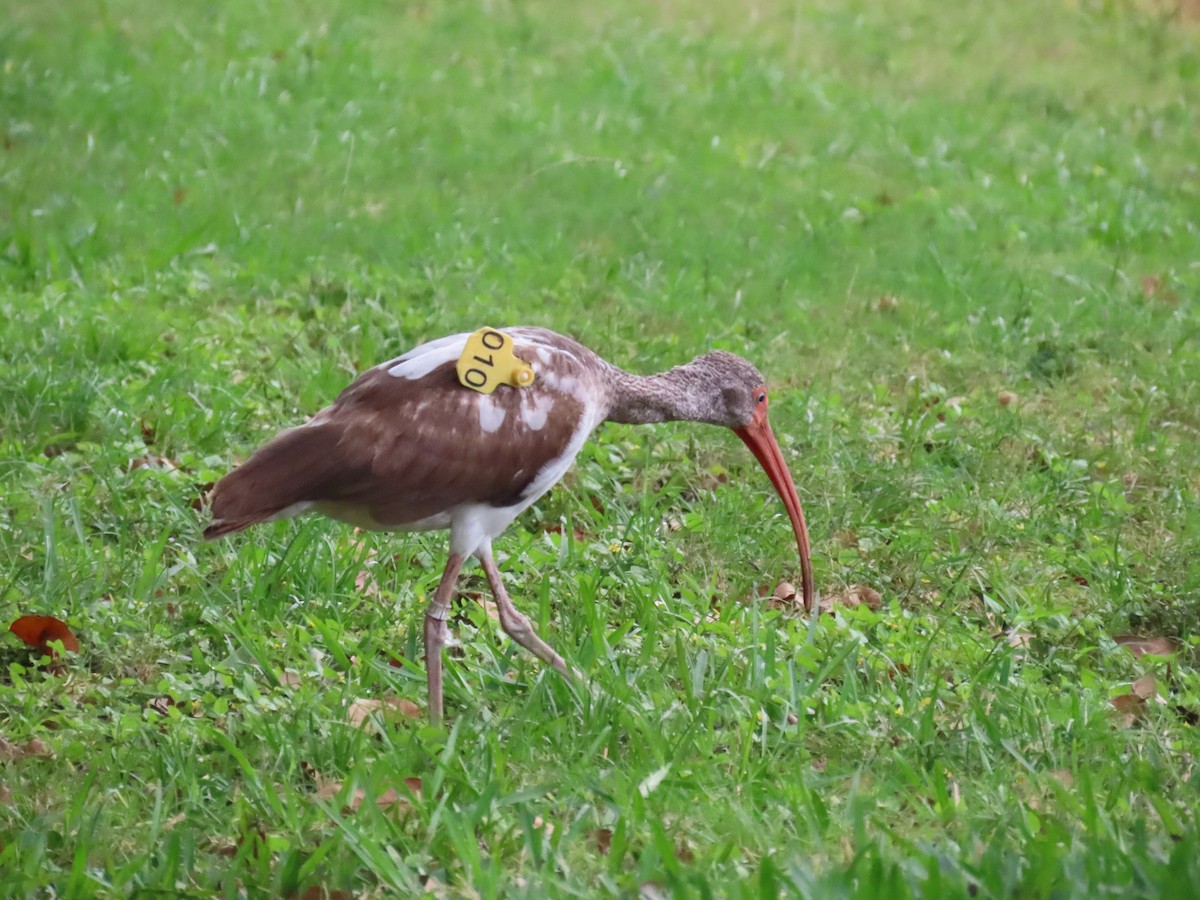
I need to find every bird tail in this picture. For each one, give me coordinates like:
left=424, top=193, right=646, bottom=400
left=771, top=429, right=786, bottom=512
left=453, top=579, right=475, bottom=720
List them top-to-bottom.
left=203, top=425, right=341, bottom=540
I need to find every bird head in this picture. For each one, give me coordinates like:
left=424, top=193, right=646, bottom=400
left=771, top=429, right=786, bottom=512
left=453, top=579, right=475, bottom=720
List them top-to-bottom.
left=690, top=350, right=816, bottom=613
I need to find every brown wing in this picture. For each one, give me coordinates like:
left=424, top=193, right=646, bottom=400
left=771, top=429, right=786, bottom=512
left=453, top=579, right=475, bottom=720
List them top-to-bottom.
left=205, top=357, right=587, bottom=538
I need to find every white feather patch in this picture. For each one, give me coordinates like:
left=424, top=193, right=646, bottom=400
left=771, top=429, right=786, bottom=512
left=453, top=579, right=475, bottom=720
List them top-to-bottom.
left=385, top=333, right=469, bottom=380
left=521, top=393, right=554, bottom=431
left=478, top=396, right=507, bottom=433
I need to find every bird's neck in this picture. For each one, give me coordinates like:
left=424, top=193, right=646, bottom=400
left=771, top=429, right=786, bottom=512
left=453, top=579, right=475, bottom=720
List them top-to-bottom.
left=605, top=361, right=711, bottom=425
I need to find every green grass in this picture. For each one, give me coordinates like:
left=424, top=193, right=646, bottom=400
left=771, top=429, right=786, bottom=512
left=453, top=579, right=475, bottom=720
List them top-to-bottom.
left=3, top=0, right=1200, bottom=895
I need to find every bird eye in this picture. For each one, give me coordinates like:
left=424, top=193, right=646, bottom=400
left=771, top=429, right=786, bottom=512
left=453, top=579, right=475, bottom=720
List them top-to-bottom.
left=756, top=391, right=767, bottom=404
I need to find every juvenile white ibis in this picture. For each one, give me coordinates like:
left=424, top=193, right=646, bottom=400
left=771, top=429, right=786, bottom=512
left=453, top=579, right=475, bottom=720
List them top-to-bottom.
left=204, top=326, right=814, bottom=723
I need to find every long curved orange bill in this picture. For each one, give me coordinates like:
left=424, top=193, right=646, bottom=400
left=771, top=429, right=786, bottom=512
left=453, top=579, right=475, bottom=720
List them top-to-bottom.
left=735, top=416, right=815, bottom=613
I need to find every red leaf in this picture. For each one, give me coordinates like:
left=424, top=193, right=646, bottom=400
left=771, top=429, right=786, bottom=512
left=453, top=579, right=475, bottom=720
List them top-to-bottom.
left=9, top=615, right=79, bottom=655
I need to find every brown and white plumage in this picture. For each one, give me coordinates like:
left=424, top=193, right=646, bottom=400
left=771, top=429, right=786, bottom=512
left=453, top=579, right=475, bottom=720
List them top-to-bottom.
left=205, top=326, right=814, bottom=723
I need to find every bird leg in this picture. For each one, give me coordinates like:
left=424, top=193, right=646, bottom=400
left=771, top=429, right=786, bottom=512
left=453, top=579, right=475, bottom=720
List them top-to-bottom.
left=478, top=548, right=575, bottom=679
left=424, top=553, right=464, bottom=726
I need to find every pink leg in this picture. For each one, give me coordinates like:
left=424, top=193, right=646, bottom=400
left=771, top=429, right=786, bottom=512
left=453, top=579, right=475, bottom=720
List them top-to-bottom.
left=478, top=549, right=576, bottom=679
left=424, top=553, right=464, bottom=726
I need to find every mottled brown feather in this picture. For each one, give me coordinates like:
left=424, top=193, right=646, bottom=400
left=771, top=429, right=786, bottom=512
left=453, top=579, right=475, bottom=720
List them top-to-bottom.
left=205, top=342, right=589, bottom=539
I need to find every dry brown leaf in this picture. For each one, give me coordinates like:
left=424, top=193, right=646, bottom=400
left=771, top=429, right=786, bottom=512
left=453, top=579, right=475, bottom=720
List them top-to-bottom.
left=876, top=294, right=900, bottom=312
left=997, top=390, right=1018, bottom=408
left=129, top=454, right=179, bottom=471
left=543, top=522, right=590, bottom=542
left=354, top=567, right=383, bottom=601
left=769, top=581, right=797, bottom=609
left=819, top=585, right=883, bottom=615
left=1114, top=634, right=1180, bottom=658
left=1132, top=674, right=1158, bottom=700
left=1111, top=692, right=1147, bottom=727
left=147, top=696, right=178, bottom=716
left=345, top=697, right=422, bottom=729
left=346, top=697, right=383, bottom=728
left=0, top=736, right=52, bottom=762
left=1048, top=769, right=1074, bottom=789
left=316, top=775, right=421, bottom=814
left=591, top=827, right=613, bottom=855
left=676, top=839, right=695, bottom=863
left=286, top=888, right=353, bottom=900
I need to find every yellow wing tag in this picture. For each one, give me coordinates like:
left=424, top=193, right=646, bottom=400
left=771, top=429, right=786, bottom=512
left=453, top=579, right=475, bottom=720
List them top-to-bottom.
left=456, top=327, right=536, bottom=395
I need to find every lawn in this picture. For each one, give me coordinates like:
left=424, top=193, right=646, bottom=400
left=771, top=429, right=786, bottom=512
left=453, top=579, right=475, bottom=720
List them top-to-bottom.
left=2, top=0, right=1200, bottom=895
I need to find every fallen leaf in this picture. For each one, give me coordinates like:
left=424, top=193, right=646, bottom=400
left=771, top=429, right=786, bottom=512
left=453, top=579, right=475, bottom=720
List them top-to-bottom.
left=876, top=294, right=899, bottom=312
left=997, top=390, right=1018, bottom=408
left=129, top=454, right=179, bottom=471
left=191, top=480, right=215, bottom=511
left=543, top=522, right=590, bottom=542
left=354, top=567, right=383, bottom=601
left=769, top=581, right=797, bottom=609
left=818, top=585, right=883, bottom=615
left=9, top=615, right=80, bottom=656
left=1006, top=631, right=1034, bottom=649
left=1114, top=634, right=1180, bottom=658
left=276, top=670, right=303, bottom=688
left=1132, top=674, right=1157, bottom=700
left=1111, top=692, right=1147, bottom=727
left=147, top=696, right=178, bottom=716
left=345, top=697, right=423, bottom=729
left=0, top=736, right=52, bottom=761
left=1047, top=769, right=1074, bottom=788
left=315, top=775, right=421, bottom=814
left=211, top=826, right=267, bottom=860
left=591, top=828, right=613, bottom=855
left=286, top=888, right=352, bottom=900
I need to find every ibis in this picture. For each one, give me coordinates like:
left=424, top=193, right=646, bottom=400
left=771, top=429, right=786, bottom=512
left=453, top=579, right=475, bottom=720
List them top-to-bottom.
left=204, top=326, right=814, bottom=723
